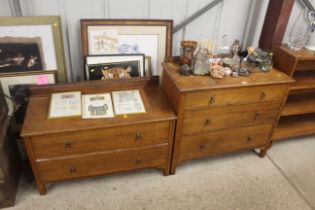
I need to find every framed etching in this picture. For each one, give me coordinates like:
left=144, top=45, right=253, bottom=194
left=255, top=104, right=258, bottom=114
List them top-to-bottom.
left=0, top=16, right=67, bottom=83
left=81, top=19, right=173, bottom=77
left=85, top=54, right=145, bottom=80
left=112, top=89, right=146, bottom=115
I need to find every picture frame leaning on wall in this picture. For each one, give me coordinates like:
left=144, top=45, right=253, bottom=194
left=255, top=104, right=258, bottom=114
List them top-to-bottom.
left=0, top=16, right=67, bottom=83
left=80, top=19, right=173, bottom=78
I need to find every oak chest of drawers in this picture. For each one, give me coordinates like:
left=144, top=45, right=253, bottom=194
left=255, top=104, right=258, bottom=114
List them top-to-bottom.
left=161, top=62, right=293, bottom=174
left=21, top=77, right=176, bottom=195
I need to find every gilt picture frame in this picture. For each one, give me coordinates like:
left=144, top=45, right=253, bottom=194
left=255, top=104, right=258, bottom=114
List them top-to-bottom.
left=0, top=16, right=67, bottom=83
left=81, top=19, right=173, bottom=77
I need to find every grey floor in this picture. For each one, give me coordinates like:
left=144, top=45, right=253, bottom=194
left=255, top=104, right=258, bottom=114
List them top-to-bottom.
left=5, top=136, right=315, bottom=210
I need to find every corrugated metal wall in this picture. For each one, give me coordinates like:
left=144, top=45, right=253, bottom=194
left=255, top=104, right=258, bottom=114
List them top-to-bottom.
left=0, top=0, right=270, bottom=81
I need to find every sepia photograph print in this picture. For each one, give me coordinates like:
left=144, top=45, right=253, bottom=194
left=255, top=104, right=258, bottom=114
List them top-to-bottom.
left=0, top=37, right=45, bottom=73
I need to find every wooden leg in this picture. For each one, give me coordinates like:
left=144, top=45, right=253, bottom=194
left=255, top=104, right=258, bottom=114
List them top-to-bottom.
left=259, top=141, right=274, bottom=158
left=170, top=167, right=176, bottom=175
left=163, top=168, right=170, bottom=176
left=36, top=180, right=47, bottom=195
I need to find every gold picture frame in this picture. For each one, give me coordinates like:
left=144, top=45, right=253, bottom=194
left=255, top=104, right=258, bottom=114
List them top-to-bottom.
left=0, top=16, right=67, bottom=83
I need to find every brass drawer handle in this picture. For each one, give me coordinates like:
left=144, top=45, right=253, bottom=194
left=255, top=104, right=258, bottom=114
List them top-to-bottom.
left=260, top=92, right=266, bottom=100
left=208, top=96, right=216, bottom=105
left=205, top=118, right=212, bottom=126
left=136, top=131, right=142, bottom=141
left=247, top=136, right=253, bottom=143
left=64, top=141, right=72, bottom=149
left=200, top=144, right=207, bottom=150
left=136, top=157, right=142, bottom=164
left=69, top=166, right=76, bottom=174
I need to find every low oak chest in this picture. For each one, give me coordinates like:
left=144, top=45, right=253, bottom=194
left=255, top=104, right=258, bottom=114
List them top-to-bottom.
left=161, top=62, right=293, bottom=174
left=21, top=77, right=176, bottom=195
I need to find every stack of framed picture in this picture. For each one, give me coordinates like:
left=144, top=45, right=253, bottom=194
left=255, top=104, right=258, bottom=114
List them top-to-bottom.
left=0, top=16, right=67, bottom=116
left=80, top=19, right=173, bottom=80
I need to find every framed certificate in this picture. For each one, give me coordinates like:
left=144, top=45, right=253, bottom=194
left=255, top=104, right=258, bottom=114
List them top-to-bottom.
left=112, top=89, right=146, bottom=115
left=48, top=91, right=81, bottom=119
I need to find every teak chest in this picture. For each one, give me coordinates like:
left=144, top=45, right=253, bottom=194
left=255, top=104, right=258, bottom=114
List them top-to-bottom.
left=161, top=62, right=293, bottom=174
left=21, top=77, right=176, bottom=195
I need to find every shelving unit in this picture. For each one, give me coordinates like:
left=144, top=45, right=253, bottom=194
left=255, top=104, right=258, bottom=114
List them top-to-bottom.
left=272, top=45, right=315, bottom=141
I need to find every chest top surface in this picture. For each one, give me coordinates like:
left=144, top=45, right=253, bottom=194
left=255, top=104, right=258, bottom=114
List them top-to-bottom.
left=162, top=62, right=294, bottom=92
left=21, top=77, right=176, bottom=137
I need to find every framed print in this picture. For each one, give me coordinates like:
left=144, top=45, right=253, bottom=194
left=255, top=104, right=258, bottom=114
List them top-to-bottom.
left=0, top=16, right=67, bottom=83
left=81, top=19, right=173, bottom=77
left=85, top=54, right=145, bottom=80
left=144, top=56, right=152, bottom=76
left=0, top=71, right=56, bottom=116
left=112, top=89, right=146, bottom=115
left=49, top=91, right=81, bottom=119
left=82, top=93, right=114, bottom=119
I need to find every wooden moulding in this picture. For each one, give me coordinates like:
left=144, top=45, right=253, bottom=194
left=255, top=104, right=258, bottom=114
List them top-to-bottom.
left=259, top=0, right=295, bottom=50
left=29, top=76, right=159, bottom=96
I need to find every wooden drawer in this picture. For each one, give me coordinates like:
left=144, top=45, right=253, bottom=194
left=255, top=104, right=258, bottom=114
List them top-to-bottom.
left=185, top=85, right=286, bottom=109
left=182, top=101, right=280, bottom=135
left=32, top=121, right=170, bottom=159
left=178, top=124, right=273, bottom=162
left=37, top=144, right=168, bottom=182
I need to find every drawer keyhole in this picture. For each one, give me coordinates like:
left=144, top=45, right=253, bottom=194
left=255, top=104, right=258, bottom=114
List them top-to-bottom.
left=260, top=92, right=266, bottom=100
left=208, top=96, right=216, bottom=105
left=205, top=118, right=212, bottom=126
left=136, top=131, right=142, bottom=141
left=247, top=136, right=253, bottom=143
left=64, top=141, right=72, bottom=149
left=200, top=144, right=208, bottom=150
left=136, top=157, right=142, bottom=164
left=69, top=166, right=76, bottom=174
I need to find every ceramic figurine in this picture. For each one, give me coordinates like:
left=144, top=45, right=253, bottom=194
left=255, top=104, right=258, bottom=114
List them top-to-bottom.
left=231, top=39, right=241, bottom=69
left=180, top=40, right=198, bottom=67
left=193, top=48, right=210, bottom=75
left=180, top=64, right=192, bottom=76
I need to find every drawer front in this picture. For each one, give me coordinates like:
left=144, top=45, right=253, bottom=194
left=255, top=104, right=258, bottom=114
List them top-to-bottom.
left=185, top=85, right=286, bottom=109
left=182, top=101, right=280, bottom=135
left=32, top=121, right=170, bottom=159
left=178, top=124, right=273, bottom=162
left=37, top=145, right=168, bottom=182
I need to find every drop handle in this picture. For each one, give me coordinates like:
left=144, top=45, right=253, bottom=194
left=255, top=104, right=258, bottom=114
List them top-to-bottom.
left=260, top=92, right=266, bottom=100
left=208, top=96, right=216, bottom=105
left=254, top=112, right=261, bottom=119
left=205, top=118, right=212, bottom=126
left=135, top=131, right=142, bottom=141
left=247, top=136, right=253, bottom=143
left=64, top=141, right=72, bottom=149
left=200, top=144, right=207, bottom=150
left=136, top=157, right=142, bottom=164
left=69, top=166, right=76, bottom=174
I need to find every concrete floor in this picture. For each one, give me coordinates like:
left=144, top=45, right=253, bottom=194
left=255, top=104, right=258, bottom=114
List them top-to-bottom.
left=5, top=136, right=315, bottom=210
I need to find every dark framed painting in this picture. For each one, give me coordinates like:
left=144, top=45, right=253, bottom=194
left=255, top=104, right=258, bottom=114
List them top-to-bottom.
left=85, top=54, right=145, bottom=80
